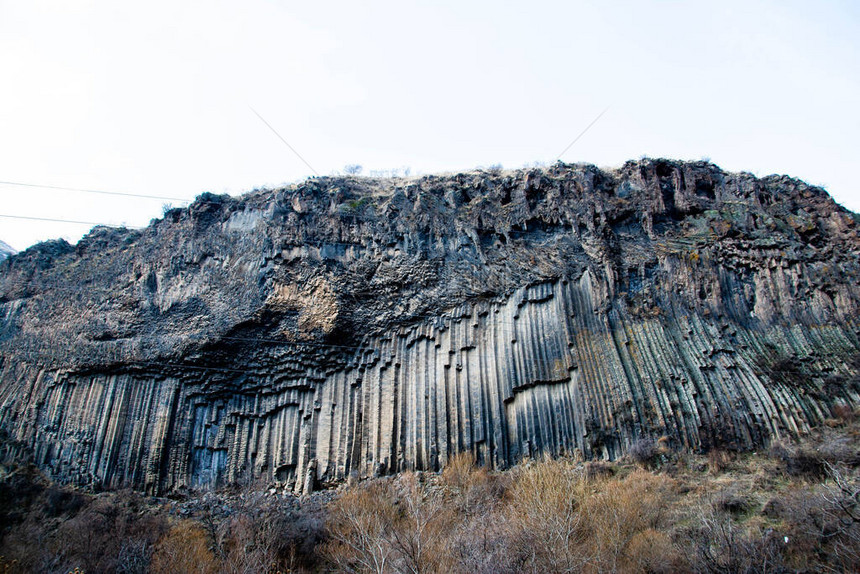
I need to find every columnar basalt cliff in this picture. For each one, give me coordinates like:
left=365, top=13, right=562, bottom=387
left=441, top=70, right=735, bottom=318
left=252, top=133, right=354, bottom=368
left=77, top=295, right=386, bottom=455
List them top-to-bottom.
left=1, top=159, right=859, bottom=493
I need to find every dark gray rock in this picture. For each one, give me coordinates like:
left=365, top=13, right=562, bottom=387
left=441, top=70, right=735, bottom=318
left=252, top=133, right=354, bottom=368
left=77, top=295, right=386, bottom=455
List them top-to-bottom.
left=1, top=159, right=859, bottom=494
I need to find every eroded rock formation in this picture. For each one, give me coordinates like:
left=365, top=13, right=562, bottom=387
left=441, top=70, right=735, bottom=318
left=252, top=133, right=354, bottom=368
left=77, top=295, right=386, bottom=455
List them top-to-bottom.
left=1, top=159, right=859, bottom=493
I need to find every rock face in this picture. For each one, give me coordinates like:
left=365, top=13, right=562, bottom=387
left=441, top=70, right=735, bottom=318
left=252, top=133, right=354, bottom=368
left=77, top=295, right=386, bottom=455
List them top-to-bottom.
left=1, top=159, right=859, bottom=493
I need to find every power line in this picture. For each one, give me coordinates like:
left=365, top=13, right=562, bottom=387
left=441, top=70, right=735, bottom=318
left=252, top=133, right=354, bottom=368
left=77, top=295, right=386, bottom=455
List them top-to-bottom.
left=249, top=106, right=320, bottom=177
left=556, top=107, right=610, bottom=161
left=0, top=169, right=620, bottom=237
left=0, top=180, right=192, bottom=203
left=0, top=213, right=142, bottom=228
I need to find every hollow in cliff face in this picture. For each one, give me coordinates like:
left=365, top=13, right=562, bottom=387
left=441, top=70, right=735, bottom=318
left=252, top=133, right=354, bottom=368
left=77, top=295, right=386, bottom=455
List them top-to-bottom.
left=1, top=159, right=859, bottom=493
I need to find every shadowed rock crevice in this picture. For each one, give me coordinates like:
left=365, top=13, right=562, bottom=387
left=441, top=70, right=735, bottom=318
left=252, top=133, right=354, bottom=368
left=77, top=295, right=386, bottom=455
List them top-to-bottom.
left=1, top=159, right=859, bottom=493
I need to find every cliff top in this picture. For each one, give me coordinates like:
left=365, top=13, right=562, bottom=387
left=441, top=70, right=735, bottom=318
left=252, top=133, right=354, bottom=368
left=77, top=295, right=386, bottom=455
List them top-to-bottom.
left=1, top=158, right=859, bottom=369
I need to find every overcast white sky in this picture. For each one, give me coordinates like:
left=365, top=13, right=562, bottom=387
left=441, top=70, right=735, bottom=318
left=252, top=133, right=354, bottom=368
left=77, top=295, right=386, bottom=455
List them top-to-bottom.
left=1, top=0, right=858, bottom=251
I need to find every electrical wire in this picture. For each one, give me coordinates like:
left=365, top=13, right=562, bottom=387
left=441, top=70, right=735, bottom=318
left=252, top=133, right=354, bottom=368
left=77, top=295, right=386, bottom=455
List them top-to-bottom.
left=0, top=179, right=193, bottom=203
left=0, top=213, right=142, bottom=227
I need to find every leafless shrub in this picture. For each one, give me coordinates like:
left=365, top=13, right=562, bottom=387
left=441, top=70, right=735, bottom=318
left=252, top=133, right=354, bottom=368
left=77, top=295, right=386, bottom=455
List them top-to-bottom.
left=8, top=417, right=860, bottom=573
left=770, top=424, right=860, bottom=480
left=813, top=429, right=860, bottom=467
left=630, top=437, right=659, bottom=469
left=768, top=439, right=792, bottom=462
left=770, top=440, right=835, bottom=479
left=0, top=442, right=44, bottom=530
left=663, top=448, right=693, bottom=478
left=439, top=451, right=476, bottom=491
left=440, top=452, right=505, bottom=516
left=440, top=452, right=492, bottom=495
left=507, top=457, right=592, bottom=572
left=504, top=460, right=675, bottom=573
left=818, top=463, right=860, bottom=570
left=585, top=470, right=671, bottom=572
left=388, top=473, right=449, bottom=574
left=322, top=474, right=452, bottom=573
left=321, top=480, right=399, bottom=573
left=752, top=482, right=860, bottom=571
left=198, top=486, right=328, bottom=573
left=0, top=488, right=169, bottom=574
left=760, top=488, right=821, bottom=569
left=45, top=490, right=166, bottom=574
left=269, top=499, right=327, bottom=571
left=685, top=507, right=787, bottom=574
left=448, top=510, right=523, bottom=574
left=218, top=512, right=280, bottom=574
left=0, top=518, right=63, bottom=572
left=150, top=520, right=218, bottom=574
left=622, top=528, right=679, bottom=573
left=115, top=538, right=151, bottom=574
left=0, top=555, right=19, bottom=573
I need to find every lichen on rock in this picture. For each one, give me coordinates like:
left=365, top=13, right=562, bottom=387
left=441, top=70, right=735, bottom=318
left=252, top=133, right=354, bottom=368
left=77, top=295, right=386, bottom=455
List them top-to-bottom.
left=265, top=278, right=339, bottom=339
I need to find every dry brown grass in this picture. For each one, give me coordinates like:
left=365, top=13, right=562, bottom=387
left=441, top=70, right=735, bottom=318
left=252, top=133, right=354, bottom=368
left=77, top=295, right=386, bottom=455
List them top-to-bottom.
left=4, top=416, right=860, bottom=573
left=708, top=448, right=733, bottom=474
left=440, top=452, right=490, bottom=496
left=585, top=470, right=680, bottom=573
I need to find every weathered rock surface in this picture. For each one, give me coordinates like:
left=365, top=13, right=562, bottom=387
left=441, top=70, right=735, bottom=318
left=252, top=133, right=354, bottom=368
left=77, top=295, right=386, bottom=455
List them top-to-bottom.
left=1, top=159, right=859, bottom=493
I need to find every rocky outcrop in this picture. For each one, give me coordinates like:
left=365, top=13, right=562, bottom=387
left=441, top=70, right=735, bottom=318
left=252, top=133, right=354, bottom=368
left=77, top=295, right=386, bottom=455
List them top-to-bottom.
left=1, top=159, right=859, bottom=493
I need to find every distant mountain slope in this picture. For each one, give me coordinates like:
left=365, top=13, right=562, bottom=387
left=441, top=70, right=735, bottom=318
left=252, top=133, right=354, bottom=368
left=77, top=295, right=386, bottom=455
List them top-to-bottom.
left=1, top=159, right=859, bottom=494
left=0, top=240, right=15, bottom=262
